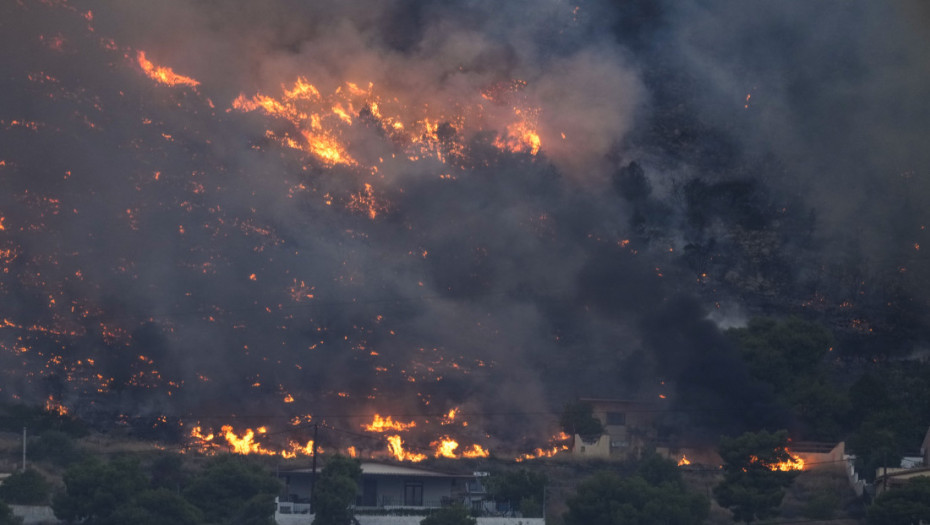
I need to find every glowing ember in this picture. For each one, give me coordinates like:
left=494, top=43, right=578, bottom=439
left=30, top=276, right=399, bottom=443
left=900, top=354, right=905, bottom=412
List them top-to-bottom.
left=136, top=51, right=200, bottom=88
left=45, top=395, right=68, bottom=416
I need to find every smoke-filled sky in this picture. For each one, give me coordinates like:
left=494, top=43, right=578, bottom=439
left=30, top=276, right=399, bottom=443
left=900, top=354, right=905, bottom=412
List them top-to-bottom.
left=0, top=0, right=928, bottom=452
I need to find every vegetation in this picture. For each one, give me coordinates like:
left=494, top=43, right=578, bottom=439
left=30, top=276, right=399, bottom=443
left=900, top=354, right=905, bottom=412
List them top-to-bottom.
left=728, top=317, right=848, bottom=441
left=847, top=361, right=930, bottom=480
left=559, top=401, right=604, bottom=441
left=0, top=403, right=88, bottom=438
left=713, top=429, right=800, bottom=523
left=28, top=430, right=84, bottom=467
left=50, top=453, right=279, bottom=525
left=312, top=454, right=362, bottom=525
left=564, top=454, right=708, bottom=525
left=182, top=455, right=281, bottom=524
left=483, top=468, right=546, bottom=517
left=0, top=469, right=50, bottom=505
left=867, top=476, right=930, bottom=525
left=420, top=504, right=476, bottom=525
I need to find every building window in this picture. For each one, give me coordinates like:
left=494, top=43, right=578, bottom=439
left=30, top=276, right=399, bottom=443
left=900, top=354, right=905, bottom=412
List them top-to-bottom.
left=606, top=412, right=626, bottom=426
left=404, top=482, right=424, bottom=506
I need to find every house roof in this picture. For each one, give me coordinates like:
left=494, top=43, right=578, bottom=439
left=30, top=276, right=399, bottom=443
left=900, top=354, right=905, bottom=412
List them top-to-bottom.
left=282, top=462, right=473, bottom=478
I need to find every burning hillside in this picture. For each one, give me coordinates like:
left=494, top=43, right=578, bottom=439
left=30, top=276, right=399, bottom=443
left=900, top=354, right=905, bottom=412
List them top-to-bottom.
left=2, top=0, right=929, bottom=459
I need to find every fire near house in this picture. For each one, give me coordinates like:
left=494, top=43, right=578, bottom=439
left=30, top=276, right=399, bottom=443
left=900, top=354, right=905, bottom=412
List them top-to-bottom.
left=570, top=398, right=663, bottom=460
left=276, top=462, right=540, bottom=525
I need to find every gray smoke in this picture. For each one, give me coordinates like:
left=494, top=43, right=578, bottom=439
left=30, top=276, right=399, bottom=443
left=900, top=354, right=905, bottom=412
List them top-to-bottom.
left=0, top=0, right=927, bottom=451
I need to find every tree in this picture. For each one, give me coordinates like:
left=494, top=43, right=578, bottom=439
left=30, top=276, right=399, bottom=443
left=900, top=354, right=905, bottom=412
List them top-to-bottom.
left=728, top=317, right=848, bottom=441
left=559, top=401, right=604, bottom=441
left=713, top=430, right=800, bottom=522
left=183, top=455, right=281, bottom=525
left=312, top=455, right=362, bottom=525
left=52, top=457, right=149, bottom=524
left=0, top=469, right=50, bottom=505
left=483, top=469, right=546, bottom=517
left=564, top=470, right=708, bottom=525
left=867, top=476, right=930, bottom=525
left=107, top=489, right=202, bottom=525
left=420, top=504, right=476, bottom=525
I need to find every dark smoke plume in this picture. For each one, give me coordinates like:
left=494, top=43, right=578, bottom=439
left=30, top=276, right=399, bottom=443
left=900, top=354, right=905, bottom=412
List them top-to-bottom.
left=0, top=0, right=927, bottom=453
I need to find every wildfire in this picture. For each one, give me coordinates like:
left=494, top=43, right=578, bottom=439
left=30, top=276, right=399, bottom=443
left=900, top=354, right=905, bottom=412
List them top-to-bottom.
left=136, top=51, right=200, bottom=88
left=230, top=76, right=542, bottom=170
left=45, top=395, right=68, bottom=416
left=362, top=414, right=417, bottom=432
left=187, top=424, right=324, bottom=458
left=386, top=434, right=427, bottom=462
left=432, top=437, right=459, bottom=458
left=514, top=445, right=568, bottom=462
left=748, top=450, right=805, bottom=472
left=677, top=454, right=691, bottom=466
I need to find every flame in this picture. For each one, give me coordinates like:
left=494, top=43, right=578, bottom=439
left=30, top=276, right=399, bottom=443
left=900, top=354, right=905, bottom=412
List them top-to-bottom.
left=136, top=51, right=200, bottom=88
left=230, top=76, right=541, bottom=170
left=494, top=119, right=541, bottom=155
left=441, top=408, right=459, bottom=425
left=362, top=414, right=417, bottom=432
left=386, top=434, right=427, bottom=462
left=432, top=436, right=459, bottom=458
left=461, top=444, right=490, bottom=458
left=514, top=445, right=568, bottom=462
left=748, top=449, right=805, bottom=472
left=677, top=454, right=691, bottom=466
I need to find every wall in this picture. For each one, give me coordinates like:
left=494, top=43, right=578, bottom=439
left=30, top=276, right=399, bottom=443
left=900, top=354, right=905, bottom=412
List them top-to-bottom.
left=11, top=505, right=60, bottom=525
left=275, top=514, right=544, bottom=525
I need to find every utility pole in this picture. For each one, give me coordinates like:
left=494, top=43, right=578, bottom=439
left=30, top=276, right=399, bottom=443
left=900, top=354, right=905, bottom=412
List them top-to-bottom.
left=310, top=423, right=319, bottom=511
left=22, top=427, right=27, bottom=472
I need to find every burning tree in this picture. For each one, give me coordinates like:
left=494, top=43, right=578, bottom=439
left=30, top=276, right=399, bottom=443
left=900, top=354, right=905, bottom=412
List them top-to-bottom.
left=713, top=429, right=803, bottom=523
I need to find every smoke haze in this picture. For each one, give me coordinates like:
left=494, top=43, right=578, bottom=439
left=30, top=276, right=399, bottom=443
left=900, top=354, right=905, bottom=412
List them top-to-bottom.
left=0, top=0, right=927, bottom=452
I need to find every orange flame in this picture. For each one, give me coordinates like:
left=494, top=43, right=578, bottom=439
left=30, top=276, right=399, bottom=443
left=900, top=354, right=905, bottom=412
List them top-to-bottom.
left=136, top=51, right=200, bottom=87
left=363, top=414, right=417, bottom=432
left=386, top=434, right=427, bottom=462
left=432, top=437, right=459, bottom=458
left=461, top=444, right=490, bottom=458
left=748, top=449, right=805, bottom=471
left=677, top=454, right=691, bottom=466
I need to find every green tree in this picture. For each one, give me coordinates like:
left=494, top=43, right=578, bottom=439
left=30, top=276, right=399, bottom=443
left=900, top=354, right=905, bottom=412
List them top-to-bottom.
left=728, top=317, right=848, bottom=441
left=559, top=401, right=604, bottom=441
left=713, top=430, right=800, bottom=522
left=183, top=455, right=280, bottom=525
left=312, top=455, right=362, bottom=525
left=52, top=457, right=149, bottom=524
left=0, top=469, right=50, bottom=505
left=483, top=469, right=546, bottom=517
left=564, top=471, right=708, bottom=525
left=867, top=476, right=930, bottom=525
left=107, top=489, right=202, bottom=525
left=420, top=504, right=476, bottom=525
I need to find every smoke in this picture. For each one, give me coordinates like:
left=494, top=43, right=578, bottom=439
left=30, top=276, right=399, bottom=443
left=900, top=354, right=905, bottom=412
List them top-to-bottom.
left=0, top=0, right=927, bottom=452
